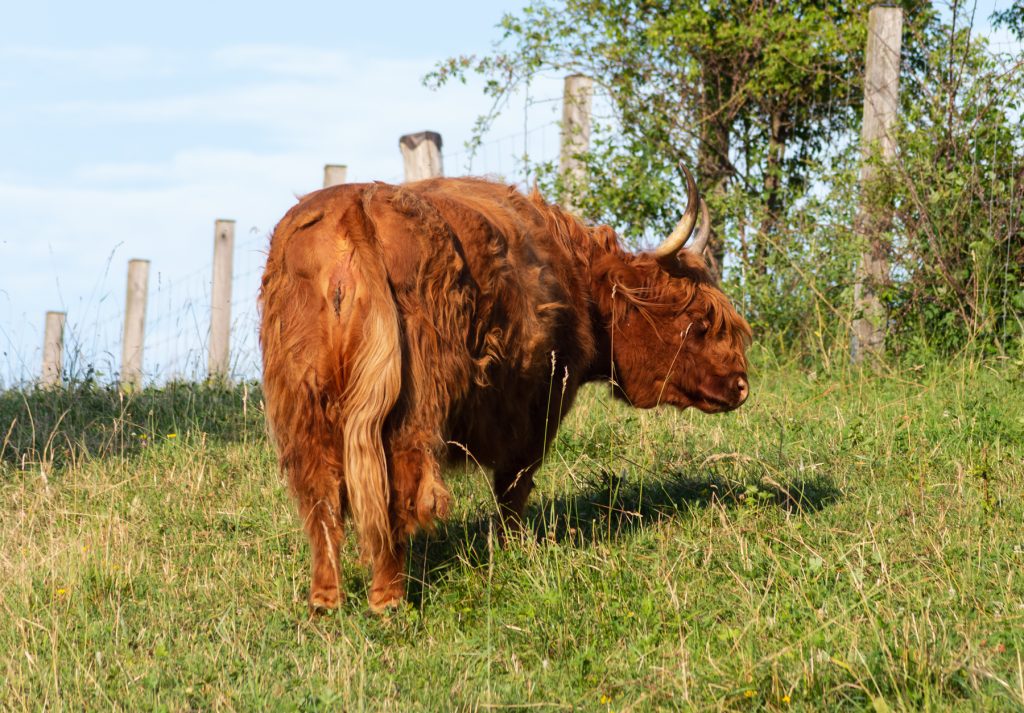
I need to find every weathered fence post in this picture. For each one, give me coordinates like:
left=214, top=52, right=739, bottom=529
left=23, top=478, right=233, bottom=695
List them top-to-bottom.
left=851, top=4, right=903, bottom=363
left=559, top=74, right=594, bottom=213
left=399, top=132, right=443, bottom=181
left=323, top=164, right=348, bottom=188
left=209, top=219, right=235, bottom=381
left=120, top=259, right=150, bottom=390
left=41, top=311, right=65, bottom=387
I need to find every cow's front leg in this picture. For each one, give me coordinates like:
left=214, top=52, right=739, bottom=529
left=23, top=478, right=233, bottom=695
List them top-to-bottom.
left=292, top=460, right=345, bottom=613
left=493, top=463, right=539, bottom=538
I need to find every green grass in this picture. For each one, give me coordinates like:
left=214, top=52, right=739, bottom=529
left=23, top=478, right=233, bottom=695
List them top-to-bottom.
left=2, top=352, right=1023, bottom=711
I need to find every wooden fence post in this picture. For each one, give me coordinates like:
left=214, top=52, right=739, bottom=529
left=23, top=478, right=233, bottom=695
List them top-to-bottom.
left=851, top=4, right=903, bottom=363
left=559, top=74, right=594, bottom=213
left=399, top=132, right=443, bottom=181
left=323, top=164, right=348, bottom=188
left=209, top=219, right=235, bottom=381
left=120, top=259, right=150, bottom=390
left=41, top=311, right=65, bottom=387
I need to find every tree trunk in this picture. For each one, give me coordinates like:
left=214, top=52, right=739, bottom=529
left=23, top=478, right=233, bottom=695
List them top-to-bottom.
left=696, top=63, right=732, bottom=272
left=756, top=106, right=788, bottom=273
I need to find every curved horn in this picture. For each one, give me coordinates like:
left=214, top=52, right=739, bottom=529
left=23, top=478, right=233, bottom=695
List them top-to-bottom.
left=651, top=162, right=699, bottom=264
left=687, top=198, right=711, bottom=255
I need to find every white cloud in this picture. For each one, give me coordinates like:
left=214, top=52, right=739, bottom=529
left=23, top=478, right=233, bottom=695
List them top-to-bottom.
left=0, top=41, right=564, bottom=383
left=0, top=45, right=179, bottom=79
left=211, top=45, right=359, bottom=77
left=48, top=51, right=503, bottom=148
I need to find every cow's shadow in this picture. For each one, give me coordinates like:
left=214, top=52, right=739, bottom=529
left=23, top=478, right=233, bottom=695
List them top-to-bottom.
left=403, top=468, right=841, bottom=607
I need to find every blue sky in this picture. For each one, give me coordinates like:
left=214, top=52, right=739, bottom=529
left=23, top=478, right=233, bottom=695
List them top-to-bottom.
left=0, top=0, right=569, bottom=384
left=0, top=1, right=1020, bottom=385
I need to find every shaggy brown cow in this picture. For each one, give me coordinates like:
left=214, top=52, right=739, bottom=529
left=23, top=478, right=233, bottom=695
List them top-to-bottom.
left=259, top=166, right=751, bottom=612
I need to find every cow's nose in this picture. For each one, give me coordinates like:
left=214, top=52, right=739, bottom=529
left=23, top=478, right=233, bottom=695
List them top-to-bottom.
left=735, top=376, right=749, bottom=404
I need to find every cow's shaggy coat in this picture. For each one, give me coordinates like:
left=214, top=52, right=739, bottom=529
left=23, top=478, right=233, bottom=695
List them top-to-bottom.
left=260, top=177, right=751, bottom=611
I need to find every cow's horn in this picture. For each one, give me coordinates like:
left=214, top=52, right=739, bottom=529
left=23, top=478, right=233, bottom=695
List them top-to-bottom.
left=651, top=162, right=707, bottom=265
left=688, top=197, right=711, bottom=255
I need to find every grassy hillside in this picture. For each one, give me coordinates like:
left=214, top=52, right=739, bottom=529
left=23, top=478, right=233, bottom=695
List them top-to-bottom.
left=1, top=352, right=1022, bottom=711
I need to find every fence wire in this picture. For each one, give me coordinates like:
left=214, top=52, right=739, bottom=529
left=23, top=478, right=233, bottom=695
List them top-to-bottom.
left=2, top=98, right=564, bottom=390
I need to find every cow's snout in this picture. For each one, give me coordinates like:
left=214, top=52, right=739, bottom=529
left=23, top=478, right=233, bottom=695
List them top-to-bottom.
left=692, top=371, right=750, bottom=413
left=735, top=376, right=749, bottom=405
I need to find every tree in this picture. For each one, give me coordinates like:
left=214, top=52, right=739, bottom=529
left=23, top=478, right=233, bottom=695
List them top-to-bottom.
left=428, top=0, right=905, bottom=271
left=430, top=0, right=1022, bottom=356
left=992, top=0, right=1024, bottom=41
left=882, top=11, right=1024, bottom=352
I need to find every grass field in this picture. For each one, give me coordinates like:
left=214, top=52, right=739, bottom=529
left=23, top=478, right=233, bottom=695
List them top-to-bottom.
left=1, top=350, right=1022, bottom=711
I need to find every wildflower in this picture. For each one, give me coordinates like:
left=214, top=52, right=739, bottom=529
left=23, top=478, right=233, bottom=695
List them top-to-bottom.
left=167, top=433, right=177, bottom=439
left=55, top=588, right=67, bottom=596
left=744, top=690, right=755, bottom=699
left=600, top=694, right=612, bottom=705
left=782, top=694, right=791, bottom=704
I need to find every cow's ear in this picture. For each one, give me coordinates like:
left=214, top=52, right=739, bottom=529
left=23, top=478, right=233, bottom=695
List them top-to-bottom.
left=590, top=253, right=647, bottom=327
left=592, top=253, right=643, bottom=291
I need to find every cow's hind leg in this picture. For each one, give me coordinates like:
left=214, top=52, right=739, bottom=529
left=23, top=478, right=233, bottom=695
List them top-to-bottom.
left=366, top=441, right=450, bottom=612
left=292, top=458, right=346, bottom=613
left=367, top=540, right=408, bottom=613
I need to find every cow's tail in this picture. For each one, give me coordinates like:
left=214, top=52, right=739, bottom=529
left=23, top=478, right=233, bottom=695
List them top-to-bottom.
left=337, top=231, right=402, bottom=560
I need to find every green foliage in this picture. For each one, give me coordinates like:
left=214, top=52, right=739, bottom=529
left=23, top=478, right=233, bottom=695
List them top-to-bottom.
left=428, top=0, right=878, bottom=244
left=429, top=0, right=1023, bottom=358
left=992, top=0, right=1024, bottom=42
left=882, top=22, right=1024, bottom=353
left=724, top=152, right=865, bottom=358
left=2, top=357, right=1022, bottom=709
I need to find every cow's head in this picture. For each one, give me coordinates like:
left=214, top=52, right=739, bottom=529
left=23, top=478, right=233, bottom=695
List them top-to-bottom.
left=591, top=165, right=752, bottom=413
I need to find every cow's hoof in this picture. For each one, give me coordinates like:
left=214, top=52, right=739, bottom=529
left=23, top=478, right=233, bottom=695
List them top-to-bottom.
left=416, top=476, right=451, bottom=527
left=495, top=517, right=527, bottom=546
left=308, top=587, right=342, bottom=614
left=367, top=592, right=404, bottom=614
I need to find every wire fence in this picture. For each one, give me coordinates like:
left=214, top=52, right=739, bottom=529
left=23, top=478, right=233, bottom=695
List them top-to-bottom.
left=15, top=11, right=1016, bottom=391
left=2, top=91, right=566, bottom=390
left=447, top=119, right=562, bottom=183
left=139, top=226, right=269, bottom=384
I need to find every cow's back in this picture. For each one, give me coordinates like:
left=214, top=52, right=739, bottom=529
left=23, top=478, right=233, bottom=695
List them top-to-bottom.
left=385, top=178, right=597, bottom=466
